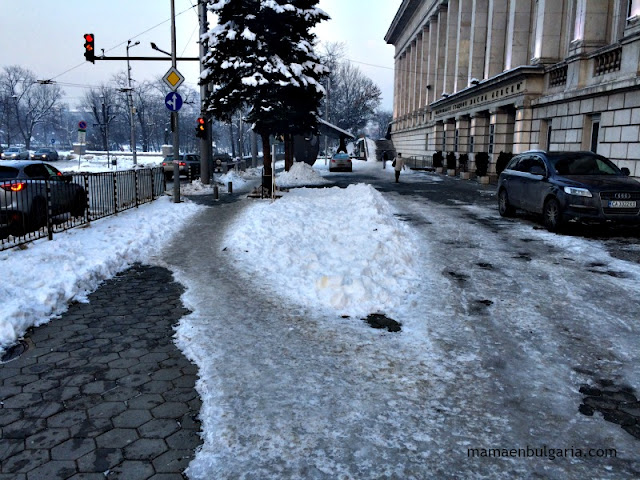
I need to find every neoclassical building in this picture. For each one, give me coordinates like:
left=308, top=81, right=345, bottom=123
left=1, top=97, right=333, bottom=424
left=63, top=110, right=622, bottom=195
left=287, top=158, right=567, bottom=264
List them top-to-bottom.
left=385, top=0, right=640, bottom=177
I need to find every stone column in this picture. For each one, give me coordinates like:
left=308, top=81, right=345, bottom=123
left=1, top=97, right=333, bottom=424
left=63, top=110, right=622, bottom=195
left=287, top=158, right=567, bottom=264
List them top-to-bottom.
left=444, top=0, right=459, bottom=94
left=456, top=0, right=473, bottom=92
left=469, top=0, right=489, bottom=82
left=485, top=0, right=508, bottom=78
left=505, top=0, right=533, bottom=70
left=532, top=0, right=564, bottom=63
left=570, top=0, right=610, bottom=54
left=435, top=7, right=448, bottom=99
left=427, top=18, right=437, bottom=105
left=420, top=27, right=429, bottom=109
left=413, top=36, right=421, bottom=119
left=408, top=41, right=415, bottom=124
left=401, top=51, right=408, bottom=126
left=393, top=56, right=400, bottom=120
left=513, top=105, right=534, bottom=153
left=491, top=108, right=516, bottom=160
left=470, top=114, right=490, bottom=172
left=456, top=116, right=471, bottom=153
left=444, top=120, right=457, bottom=153
left=434, top=122, right=445, bottom=152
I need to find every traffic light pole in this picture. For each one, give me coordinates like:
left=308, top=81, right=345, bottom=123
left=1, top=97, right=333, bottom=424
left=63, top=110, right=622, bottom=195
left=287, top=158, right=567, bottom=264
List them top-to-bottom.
left=171, top=0, right=180, bottom=204
left=198, top=0, right=211, bottom=185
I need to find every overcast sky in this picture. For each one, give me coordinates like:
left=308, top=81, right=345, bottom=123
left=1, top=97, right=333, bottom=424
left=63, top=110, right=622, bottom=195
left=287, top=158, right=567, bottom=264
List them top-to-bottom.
left=1, top=0, right=401, bottom=112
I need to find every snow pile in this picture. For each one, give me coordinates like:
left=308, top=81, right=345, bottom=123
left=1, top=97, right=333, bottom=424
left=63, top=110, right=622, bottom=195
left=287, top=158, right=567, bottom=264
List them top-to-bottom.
left=365, top=137, right=377, bottom=162
left=58, top=154, right=164, bottom=174
left=276, top=161, right=330, bottom=187
left=217, top=170, right=255, bottom=192
left=181, top=180, right=215, bottom=196
left=222, top=183, right=421, bottom=317
left=0, top=197, right=203, bottom=352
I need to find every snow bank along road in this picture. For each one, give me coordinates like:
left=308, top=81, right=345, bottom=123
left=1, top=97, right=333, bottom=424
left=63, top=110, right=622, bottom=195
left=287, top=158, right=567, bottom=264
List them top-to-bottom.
left=166, top=166, right=640, bottom=479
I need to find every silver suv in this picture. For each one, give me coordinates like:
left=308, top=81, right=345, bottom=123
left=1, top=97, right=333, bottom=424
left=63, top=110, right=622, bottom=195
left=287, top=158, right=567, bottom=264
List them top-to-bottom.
left=1, top=147, right=30, bottom=160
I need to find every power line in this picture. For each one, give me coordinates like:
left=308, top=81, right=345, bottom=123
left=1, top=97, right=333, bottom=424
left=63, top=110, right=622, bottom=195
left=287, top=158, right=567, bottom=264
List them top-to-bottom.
left=50, top=4, right=197, bottom=82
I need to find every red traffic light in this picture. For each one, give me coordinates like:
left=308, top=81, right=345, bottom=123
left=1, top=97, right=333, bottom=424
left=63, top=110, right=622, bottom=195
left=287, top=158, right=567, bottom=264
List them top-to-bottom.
left=84, top=33, right=95, bottom=64
left=196, top=118, right=206, bottom=138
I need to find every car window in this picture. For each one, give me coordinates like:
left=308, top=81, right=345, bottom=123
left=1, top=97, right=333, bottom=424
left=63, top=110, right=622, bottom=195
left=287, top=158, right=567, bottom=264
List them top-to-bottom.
left=552, top=154, right=621, bottom=175
left=186, top=155, right=198, bottom=162
left=512, top=156, right=532, bottom=172
left=505, top=157, right=520, bottom=171
left=527, top=157, right=546, bottom=175
left=24, top=164, right=50, bottom=179
left=43, top=164, right=63, bottom=179
left=0, top=166, right=19, bottom=179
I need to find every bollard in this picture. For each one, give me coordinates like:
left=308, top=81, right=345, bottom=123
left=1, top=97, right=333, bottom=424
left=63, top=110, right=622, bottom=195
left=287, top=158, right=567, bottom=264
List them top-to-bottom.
left=228, top=181, right=233, bottom=194
left=214, top=184, right=219, bottom=200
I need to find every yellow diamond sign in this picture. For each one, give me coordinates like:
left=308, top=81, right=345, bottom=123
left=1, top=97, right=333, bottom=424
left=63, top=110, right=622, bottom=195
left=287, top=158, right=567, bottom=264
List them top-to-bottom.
left=163, top=67, right=184, bottom=91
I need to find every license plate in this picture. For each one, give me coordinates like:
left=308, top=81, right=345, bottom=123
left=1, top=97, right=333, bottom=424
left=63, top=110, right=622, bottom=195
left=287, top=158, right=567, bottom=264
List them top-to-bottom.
left=608, top=200, right=637, bottom=208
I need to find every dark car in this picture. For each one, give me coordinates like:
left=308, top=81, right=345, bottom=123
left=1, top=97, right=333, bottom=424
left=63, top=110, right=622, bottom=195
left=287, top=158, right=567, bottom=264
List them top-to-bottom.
left=31, top=148, right=59, bottom=162
left=497, top=150, right=640, bottom=231
left=213, top=152, right=233, bottom=173
left=162, top=153, right=200, bottom=180
left=0, top=161, right=86, bottom=235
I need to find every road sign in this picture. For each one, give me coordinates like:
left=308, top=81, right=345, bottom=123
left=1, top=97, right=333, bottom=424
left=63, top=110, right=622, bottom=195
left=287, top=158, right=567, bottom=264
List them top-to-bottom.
left=162, top=67, right=185, bottom=91
left=165, top=92, right=183, bottom=112
left=78, top=120, right=87, bottom=131
left=78, top=131, right=87, bottom=144
left=51, top=138, right=55, bottom=145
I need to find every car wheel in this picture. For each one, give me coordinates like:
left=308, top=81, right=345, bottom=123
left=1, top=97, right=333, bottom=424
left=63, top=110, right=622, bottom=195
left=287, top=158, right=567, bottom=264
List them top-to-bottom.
left=498, top=189, right=515, bottom=217
left=70, top=190, right=87, bottom=217
left=29, top=197, right=48, bottom=230
left=543, top=197, right=564, bottom=232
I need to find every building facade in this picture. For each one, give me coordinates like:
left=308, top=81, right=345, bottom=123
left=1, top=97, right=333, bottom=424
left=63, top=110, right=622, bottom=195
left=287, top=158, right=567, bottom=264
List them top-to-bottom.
left=385, top=0, right=640, bottom=177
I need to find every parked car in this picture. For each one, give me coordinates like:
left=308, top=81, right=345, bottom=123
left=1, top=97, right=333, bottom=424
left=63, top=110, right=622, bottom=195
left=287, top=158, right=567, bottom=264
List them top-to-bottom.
left=1, top=147, right=30, bottom=160
left=31, top=148, right=59, bottom=162
left=497, top=150, right=640, bottom=231
left=213, top=152, right=234, bottom=173
left=329, top=152, right=352, bottom=172
left=162, top=153, right=200, bottom=180
left=0, top=161, right=87, bottom=236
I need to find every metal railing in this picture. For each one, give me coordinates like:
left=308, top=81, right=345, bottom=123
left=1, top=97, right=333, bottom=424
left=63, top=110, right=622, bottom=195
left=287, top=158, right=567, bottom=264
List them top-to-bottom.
left=406, top=155, right=434, bottom=170
left=1, top=167, right=165, bottom=251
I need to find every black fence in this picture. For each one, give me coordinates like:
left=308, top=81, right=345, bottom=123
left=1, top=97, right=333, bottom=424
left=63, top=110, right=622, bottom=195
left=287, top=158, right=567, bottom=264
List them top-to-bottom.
left=406, top=155, right=434, bottom=170
left=1, top=168, right=165, bottom=251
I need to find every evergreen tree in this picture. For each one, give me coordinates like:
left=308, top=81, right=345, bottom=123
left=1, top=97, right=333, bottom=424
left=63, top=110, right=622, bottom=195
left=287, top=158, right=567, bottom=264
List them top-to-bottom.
left=201, top=0, right=328, bottom=176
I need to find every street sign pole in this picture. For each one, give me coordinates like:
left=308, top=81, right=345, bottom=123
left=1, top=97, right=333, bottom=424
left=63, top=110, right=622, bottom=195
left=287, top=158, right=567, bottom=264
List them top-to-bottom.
left=171, top=0, right=180, bottom=204
left=198, top=0, right=211, bottom=185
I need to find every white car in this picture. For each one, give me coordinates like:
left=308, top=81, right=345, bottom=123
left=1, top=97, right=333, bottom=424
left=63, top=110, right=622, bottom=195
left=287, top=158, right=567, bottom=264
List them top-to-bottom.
left=1, top=147, right=30, bottom=160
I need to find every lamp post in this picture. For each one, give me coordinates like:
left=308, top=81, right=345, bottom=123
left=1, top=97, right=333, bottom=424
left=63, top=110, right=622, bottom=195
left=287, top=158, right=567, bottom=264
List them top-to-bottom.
left=126, top=40, right=140, bottom=165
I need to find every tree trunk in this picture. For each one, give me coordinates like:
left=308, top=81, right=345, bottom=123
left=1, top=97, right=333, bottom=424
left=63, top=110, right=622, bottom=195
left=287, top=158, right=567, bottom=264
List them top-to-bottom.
left=229, top=123, right=236, bottom=158
left=261, top=132, right=272, bottom=194
left=284, top=133, right=294, bottom=171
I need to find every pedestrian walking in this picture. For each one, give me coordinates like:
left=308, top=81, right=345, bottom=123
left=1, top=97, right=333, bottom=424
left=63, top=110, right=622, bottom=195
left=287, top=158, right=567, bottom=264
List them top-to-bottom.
left=393, top=152, right=405, bottom=182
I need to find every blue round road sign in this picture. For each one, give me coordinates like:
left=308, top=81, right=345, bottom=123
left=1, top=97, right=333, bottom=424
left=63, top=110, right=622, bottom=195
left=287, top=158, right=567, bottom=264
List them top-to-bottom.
left=165, top=92, right=183, bottom=112
left=51, top=138, right=55, bottom=145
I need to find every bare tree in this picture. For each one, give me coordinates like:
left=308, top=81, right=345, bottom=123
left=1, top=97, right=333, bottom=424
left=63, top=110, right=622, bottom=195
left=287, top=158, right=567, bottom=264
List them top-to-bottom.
left=319, top=43, right=382, bottom=135
left=0, top=66, right=63, bottom=148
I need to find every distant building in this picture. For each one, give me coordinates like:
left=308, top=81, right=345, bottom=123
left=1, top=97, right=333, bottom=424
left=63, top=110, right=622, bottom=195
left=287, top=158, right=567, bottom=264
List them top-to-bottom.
left=385, top=0, right=640, bottom=177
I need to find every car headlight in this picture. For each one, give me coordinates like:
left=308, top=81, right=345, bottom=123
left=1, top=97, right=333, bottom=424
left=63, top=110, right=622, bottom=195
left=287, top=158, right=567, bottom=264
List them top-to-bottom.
left=564, top=186, right=592, bottom=197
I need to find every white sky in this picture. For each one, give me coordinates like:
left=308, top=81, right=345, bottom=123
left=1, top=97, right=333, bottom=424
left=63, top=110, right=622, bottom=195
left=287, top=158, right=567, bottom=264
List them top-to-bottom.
left=0, top=0, right=401, bottom=111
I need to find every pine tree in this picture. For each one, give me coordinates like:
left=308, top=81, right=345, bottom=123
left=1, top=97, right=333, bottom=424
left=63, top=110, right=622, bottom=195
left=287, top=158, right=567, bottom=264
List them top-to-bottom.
left=201, top=0, right=328, bottom=178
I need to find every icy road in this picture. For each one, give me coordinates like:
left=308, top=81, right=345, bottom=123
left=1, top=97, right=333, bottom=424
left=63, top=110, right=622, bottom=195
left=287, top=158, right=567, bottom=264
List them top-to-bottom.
left=166, top=162, right=640, bottom=479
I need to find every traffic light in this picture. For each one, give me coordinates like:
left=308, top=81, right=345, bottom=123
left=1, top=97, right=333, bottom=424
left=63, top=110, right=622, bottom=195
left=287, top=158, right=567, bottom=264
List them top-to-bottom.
left=84, top=33, right=95, bottom=64
left=195, top=117, right=206, bottom=138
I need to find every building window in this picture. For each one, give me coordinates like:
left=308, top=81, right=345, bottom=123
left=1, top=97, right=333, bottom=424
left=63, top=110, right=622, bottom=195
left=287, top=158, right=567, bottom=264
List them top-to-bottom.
left=590, top=115, right=601, bottom=153
left=546, top=121, right=553, bottom=150
left=489, top=124, right=495, bottom=154
left=442, top=129, right=446, bottom=150
left=454, top=129, right=459, bottom=151
left=425, top=133, right=429, bottom=150
left=469, top=136, right=474, bottom=153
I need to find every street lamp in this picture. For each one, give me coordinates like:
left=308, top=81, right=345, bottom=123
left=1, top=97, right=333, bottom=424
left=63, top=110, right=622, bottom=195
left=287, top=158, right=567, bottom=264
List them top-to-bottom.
left=126, top=40, right=140, bottom=165
left=150, top=42, right=171, bottom=57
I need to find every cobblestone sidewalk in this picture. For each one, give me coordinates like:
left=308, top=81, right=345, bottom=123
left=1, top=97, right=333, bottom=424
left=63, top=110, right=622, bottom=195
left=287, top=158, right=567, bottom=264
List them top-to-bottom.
left=0, top=264, right=202, bottom=480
